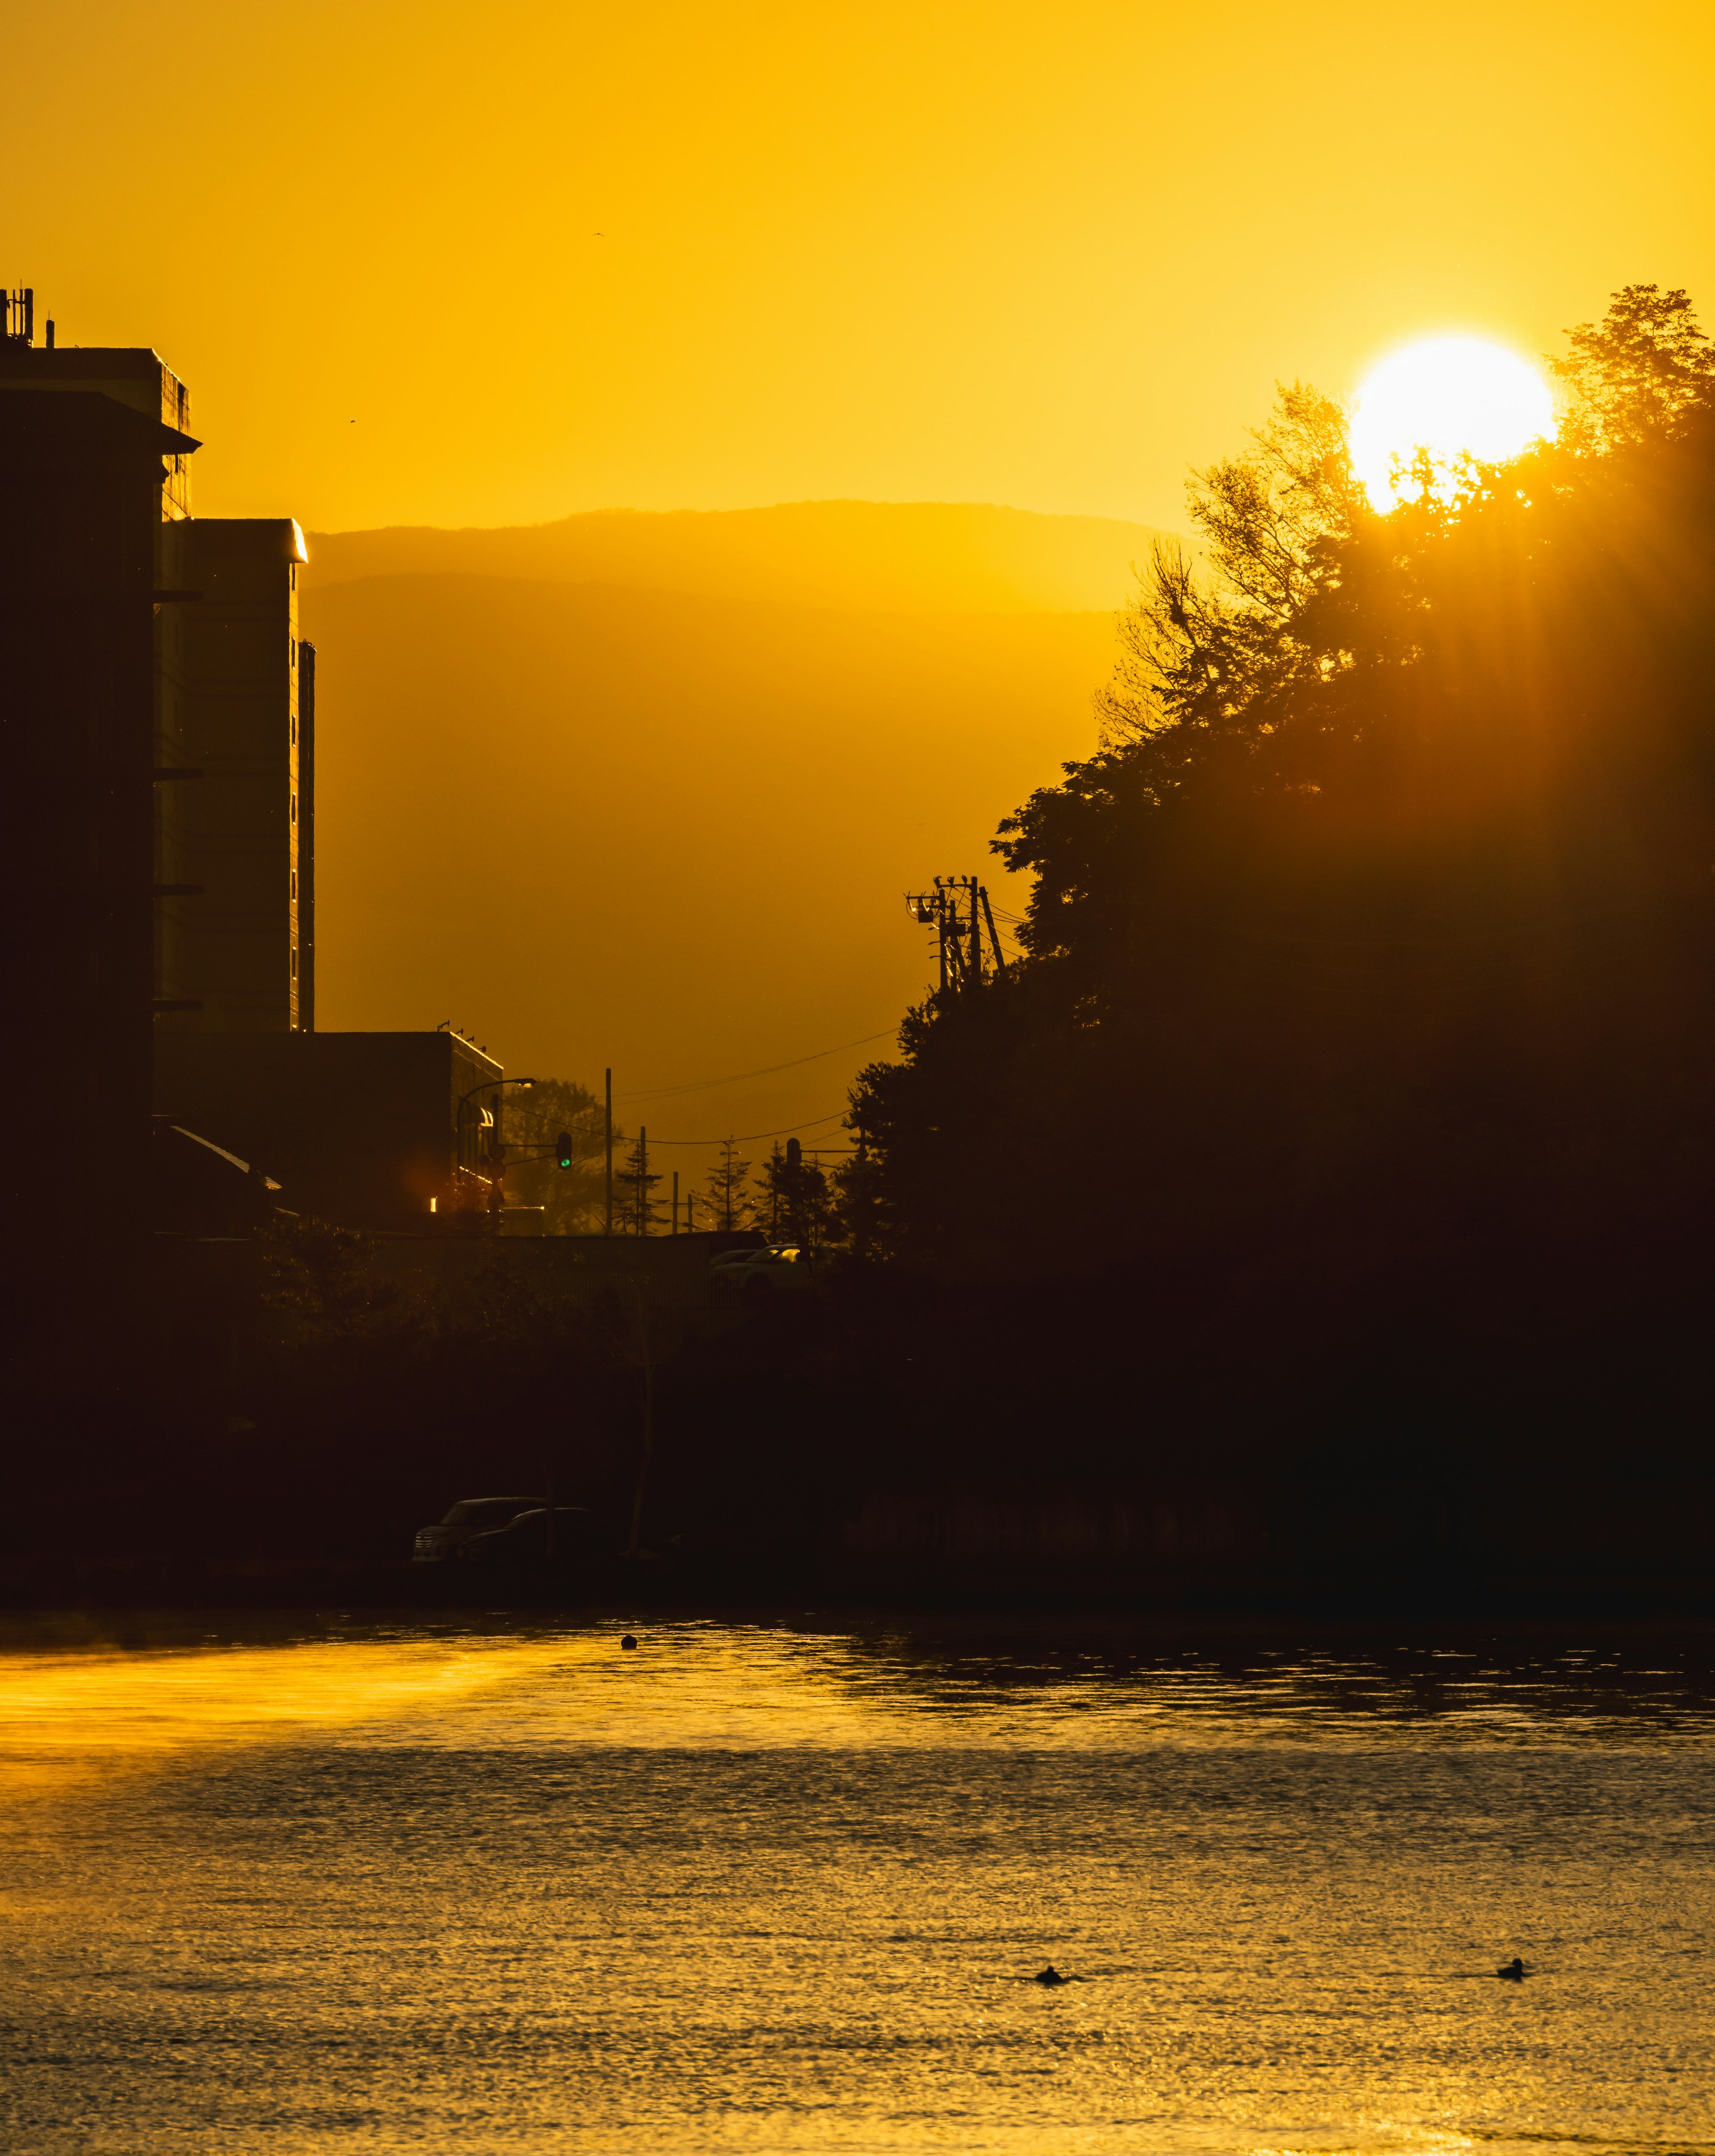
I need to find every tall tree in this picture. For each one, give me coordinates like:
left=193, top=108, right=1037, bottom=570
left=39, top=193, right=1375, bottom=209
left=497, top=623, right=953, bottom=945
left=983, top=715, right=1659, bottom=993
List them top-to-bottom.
left=1550, top=283, right=1715, bottom=451
left=852, top=284, right=1715, bottom=1287
left=498, top=1077, right=608, bottom=1235
left=615, top=1134, right=666, bottom=1237
left=703, top=1137, right=755, bottom=1232
left=753, top=1142, right=837, bottom=1244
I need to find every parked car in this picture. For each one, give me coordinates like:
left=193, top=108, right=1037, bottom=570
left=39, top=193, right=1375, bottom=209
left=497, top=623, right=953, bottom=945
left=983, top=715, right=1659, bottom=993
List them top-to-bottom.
left=711, top=1243, right=836, bottom=1306
left=413, top=1496, right=546, bottom=1563
left=458, top=1506, right=597, bottom=1566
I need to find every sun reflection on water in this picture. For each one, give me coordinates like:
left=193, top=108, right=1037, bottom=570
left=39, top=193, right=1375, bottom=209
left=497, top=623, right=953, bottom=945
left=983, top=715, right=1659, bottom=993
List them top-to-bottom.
left=1, top=1624, right=1713, bottom=2156
left=1, top=1624, right=1712, bottom=1792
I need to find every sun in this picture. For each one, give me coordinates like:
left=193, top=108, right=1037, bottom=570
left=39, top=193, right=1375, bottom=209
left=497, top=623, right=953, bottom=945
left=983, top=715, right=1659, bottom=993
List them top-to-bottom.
left=1350, top=337, right=1556, bottom=510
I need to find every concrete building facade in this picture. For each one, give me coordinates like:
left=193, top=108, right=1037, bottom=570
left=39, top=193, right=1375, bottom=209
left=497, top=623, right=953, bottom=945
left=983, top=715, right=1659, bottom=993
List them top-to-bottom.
left=154, top=518, right=312, bottom=1032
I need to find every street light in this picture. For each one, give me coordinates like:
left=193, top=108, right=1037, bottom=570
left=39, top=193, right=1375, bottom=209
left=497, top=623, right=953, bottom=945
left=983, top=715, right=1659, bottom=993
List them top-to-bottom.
left=454, top=1076, right=537, bottom=1216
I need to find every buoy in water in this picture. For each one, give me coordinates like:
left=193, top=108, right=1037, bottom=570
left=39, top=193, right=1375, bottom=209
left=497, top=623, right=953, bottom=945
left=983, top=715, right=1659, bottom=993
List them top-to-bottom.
left=621, top=1634, right=638, bottom=1650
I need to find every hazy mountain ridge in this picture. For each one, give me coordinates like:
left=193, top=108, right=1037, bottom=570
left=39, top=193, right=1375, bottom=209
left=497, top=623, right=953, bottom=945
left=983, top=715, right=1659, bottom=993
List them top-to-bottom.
left=304, top=499, right=1174, bottom=615
left=300, top=568, right=1118, bottom=1159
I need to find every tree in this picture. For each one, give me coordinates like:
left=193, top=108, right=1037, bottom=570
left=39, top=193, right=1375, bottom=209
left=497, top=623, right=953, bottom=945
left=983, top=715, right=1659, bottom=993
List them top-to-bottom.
left=851, top=283, right=1715, bottom=1291
left=1550, top=283, right=1715, bottom=451
left=497, top=1077, right=608, bottom=1235
left=615, top=1133, right=666, bottom=1237
left=703, top=1136, right=755, bottom=1232
left=753, top=1141, right=838, bottom=1244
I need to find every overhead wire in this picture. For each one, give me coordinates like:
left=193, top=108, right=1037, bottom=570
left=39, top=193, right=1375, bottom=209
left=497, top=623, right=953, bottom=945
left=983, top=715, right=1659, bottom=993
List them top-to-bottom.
left=615, top=1027, right=899, bottom=1104
left=643, top=1111, right=851, bottom=1146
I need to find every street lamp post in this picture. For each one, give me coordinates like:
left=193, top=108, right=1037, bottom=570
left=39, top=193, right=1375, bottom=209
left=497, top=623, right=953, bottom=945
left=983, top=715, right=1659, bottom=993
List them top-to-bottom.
left=454, top=1076, right=536, bottom=1218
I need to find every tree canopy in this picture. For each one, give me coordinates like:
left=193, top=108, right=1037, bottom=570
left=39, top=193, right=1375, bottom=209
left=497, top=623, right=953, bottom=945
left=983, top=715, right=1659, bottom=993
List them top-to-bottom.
left=850, top=287, right=1715, bottom=1354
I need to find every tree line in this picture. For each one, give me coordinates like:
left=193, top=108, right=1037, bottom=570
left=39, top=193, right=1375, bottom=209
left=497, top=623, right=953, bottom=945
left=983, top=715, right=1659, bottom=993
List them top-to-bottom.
left=840, top=287, right=1715, bottom=1429
left=501, top=1084, right=841, bottom=1240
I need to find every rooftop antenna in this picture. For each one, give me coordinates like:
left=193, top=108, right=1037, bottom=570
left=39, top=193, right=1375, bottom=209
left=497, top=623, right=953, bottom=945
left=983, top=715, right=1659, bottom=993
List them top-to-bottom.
left=4, top=288, right=34, bottom=345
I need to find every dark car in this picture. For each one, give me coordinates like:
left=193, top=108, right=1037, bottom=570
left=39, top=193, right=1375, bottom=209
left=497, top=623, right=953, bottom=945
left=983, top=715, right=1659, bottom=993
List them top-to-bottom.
left=413, top=1496, right=546, bottom=1563
left=458, top=1506, right=598, bottom=1566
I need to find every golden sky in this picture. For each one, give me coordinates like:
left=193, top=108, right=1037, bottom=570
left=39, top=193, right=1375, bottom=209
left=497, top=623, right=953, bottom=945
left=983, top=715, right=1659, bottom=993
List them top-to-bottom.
left=8, top=0, right=1711, bottom=535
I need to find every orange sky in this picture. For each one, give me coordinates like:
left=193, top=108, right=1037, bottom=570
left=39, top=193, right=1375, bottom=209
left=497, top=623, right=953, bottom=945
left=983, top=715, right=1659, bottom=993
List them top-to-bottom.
left=8, top=0, right=1712, bottom=535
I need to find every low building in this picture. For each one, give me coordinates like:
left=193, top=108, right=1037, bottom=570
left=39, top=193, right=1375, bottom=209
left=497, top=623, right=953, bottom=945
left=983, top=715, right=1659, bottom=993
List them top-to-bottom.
left=153, top=1031, right=507, bottom=1231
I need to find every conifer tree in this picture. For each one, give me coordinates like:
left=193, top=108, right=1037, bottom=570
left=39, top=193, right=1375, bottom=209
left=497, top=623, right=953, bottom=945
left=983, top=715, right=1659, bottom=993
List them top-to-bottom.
left=615, top=1134, right=666, bottom=1236
left=703, top=1137, right=755, bottom=1232
left=753, top=1141, right=837, bottom=1244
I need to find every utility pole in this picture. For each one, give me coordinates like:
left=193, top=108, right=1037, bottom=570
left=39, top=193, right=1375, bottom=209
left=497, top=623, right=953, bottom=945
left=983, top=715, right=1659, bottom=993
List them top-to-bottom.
left=908, top=877, right=992, bottom=994
left=980, top=884, right=1006, bottom=974
left=906, top=886, right=954, bottom=992
left=604, top=1068, right=613, bottom=1237
left=854, top=1110, right=869, bottom=1263
left=639, top=1125, right=648, bottom=1236
left=671, top=1169, right=679, bottom=1235
left=627, top=1287, right=654, bottom=1559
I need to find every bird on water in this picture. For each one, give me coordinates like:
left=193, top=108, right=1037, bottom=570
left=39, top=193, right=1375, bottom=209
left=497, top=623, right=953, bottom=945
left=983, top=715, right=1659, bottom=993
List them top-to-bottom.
left=621, top=1634, right=638, bottom=1650
left=1497, top=1957, right=1527, bottom=1981
left=1033, top=1965, right=1070, bottom=1986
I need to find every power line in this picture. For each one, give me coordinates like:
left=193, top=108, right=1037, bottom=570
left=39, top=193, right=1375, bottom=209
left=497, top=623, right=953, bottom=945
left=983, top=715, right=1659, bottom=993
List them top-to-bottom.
left=615, top=1027, right=899, bottom=1104
left=644, top=1110, right=851, bottom=1146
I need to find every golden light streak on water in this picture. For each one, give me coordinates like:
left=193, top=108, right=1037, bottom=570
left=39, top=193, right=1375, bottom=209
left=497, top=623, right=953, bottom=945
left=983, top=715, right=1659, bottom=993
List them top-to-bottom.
left=0, top=1624, right=1709, bottom=1794
left=0, top=1637, right=573, bottom=1791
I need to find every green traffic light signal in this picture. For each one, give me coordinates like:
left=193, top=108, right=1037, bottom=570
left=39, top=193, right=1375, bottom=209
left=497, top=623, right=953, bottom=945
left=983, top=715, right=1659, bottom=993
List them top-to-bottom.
left=555, top=1131, right=574, bottom=1170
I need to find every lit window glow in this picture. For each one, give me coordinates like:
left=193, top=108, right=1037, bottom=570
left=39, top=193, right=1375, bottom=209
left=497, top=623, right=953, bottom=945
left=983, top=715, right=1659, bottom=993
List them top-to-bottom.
left=1351, top=338, right=1556, bottom=510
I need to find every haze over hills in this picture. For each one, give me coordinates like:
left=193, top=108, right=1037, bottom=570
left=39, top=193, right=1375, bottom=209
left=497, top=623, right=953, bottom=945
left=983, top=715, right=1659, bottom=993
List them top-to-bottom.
left=305, top=500, right=1175, bottom=617
left=301, top=502, right=1136, bottom=1193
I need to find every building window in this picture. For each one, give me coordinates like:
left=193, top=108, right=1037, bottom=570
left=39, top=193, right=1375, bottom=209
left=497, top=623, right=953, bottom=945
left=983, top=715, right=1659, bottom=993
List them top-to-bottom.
left=291, top=712, right=297, bottom=744
left=291, top=793, right=297, bottom=824
left=291, top=871, right=298, bottom=900
left=291, top=948, right=298, bottom=978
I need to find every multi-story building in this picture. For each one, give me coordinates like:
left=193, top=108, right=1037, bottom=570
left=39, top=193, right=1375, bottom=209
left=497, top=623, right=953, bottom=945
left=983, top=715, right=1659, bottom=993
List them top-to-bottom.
left=5, top=288, right=510, bottom=1287
left=0, top=292, right=202, bottom=1369
left=0, top=298, right=194, bottom=518
left=0, top=301, right=313, bottom=1040
left=154, top=519, right=314, bottom=1032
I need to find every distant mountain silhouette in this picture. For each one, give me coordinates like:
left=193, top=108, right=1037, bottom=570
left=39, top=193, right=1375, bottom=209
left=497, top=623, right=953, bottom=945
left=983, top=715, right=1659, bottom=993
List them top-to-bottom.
left=305, top=499, right=1174, bottom=615
left=299, top=549, right=1119, bottom=1162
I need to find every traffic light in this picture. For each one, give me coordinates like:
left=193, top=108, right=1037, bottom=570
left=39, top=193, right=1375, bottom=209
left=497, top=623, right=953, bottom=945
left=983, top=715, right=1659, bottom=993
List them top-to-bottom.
left=555, top=1131, right=574, bottom=1170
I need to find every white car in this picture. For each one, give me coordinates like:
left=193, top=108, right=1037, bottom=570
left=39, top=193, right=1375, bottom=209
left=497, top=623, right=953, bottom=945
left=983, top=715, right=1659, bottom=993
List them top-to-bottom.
left=711, top=1244, right=836, bottom=1304
left=413, top=1496, right=546, bottom=1563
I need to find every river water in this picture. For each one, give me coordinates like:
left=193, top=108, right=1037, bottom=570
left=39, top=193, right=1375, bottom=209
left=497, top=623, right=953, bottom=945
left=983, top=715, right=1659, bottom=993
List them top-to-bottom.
left=0, top=1618, right=1711, bottom=2155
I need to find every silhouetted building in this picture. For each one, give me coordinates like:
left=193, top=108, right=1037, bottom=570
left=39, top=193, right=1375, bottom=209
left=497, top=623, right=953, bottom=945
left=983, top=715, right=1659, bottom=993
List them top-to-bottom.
left=5, top=291, right=506, bottom=1336
left=0, top=296, right=201, bottom=1379
left=0, top=302, right=194, bottom=517
left=0, top=309, right=310, bottom=1040
left=154, top=519, right=312, bottom=1031
left=299, top=638, right=317, bottom=1028
left=153, top=1031, right=509, bottom=1231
